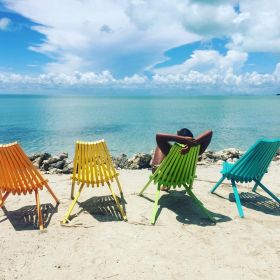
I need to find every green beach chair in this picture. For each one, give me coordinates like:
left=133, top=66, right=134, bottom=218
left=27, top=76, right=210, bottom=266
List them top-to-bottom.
left=211, top=138, right=280, bottom=218
left=139, top=143, right=215, bottom=224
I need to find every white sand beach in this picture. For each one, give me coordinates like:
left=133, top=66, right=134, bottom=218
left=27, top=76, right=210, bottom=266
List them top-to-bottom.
left=0, top=162, right=279, bottom=280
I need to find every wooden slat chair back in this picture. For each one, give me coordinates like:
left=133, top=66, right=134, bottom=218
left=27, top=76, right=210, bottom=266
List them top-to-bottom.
left=211, top=138, right=280, bottom=218
left=224, top=139, right=280, bottom=182
left=62, top=140, right=127, bottom=224
left=71, top=140, right=118, bottom=187
left=0, top=142, right=59, bottom=230
left=139, top=143, right=215, bottom=224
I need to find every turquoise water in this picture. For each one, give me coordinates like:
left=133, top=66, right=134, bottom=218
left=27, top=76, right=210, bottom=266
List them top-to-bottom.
left=0, top=95, right=279, bottom=156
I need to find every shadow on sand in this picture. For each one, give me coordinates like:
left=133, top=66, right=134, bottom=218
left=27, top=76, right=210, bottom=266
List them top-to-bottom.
left=142, top=190, right=231, bottom=226
left=229, top=191, right=280, bottom=216
left=68, top=195, right=127, bottom=222
left=0, top=203, right=58, bottom=230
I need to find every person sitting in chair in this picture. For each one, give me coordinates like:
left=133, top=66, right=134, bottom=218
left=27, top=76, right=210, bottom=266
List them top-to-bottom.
left=151, top=128, right=213, bottom=174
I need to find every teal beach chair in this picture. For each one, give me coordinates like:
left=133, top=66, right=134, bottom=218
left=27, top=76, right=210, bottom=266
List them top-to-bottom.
left=211, top=138, right=280, bottom=218
left=139, top=143, right=215, bottom=224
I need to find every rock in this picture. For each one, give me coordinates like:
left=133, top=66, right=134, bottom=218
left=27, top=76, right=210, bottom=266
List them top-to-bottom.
left=218, top=148, right=241, bottom=161
left=203, top=151, right=219, bottom=160
left=32, top=152, right=51, bottom=169
left=58, top=152, right=68, bottom=160
left=29, top=153, right=41, bottom=162
left=127, top=153, right=152, bottom=169
left=112, top=154, right=129, bottom=169
left=273, top=155, right=280, bottom=161
left=45, top=156, right=60, bottom=165
left=32, top=157, right=41, bottom=168
left=41, top=160, right=50, bottom=171
left=49, top=160, right=66, bottom=170
left=62, top=161, right=73, bottom=174
left=49, top=168, right=63, bottom=174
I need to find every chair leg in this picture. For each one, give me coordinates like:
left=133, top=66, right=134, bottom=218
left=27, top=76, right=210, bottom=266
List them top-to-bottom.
left=253, top=172, right=268, bottom=192
left=211, top=175, right=226, bottom=193
left=115, top=177, right=124, bottom=195
left=139, top=177, right=153, bottom=196
left=231, top=179, right=244, bottom=218
left=71, top=180, right=75, bottom=200
left=254, top=180, right=280, bottom=204
left=107, top=182, right=127, bottom=221
left=252, top=182, right=259, bottom=192
left=45, top=183, right=60, bottom=205
left=62, top=183, right=84, bottom=224
left=185, top=185, right=216, bottom=223
left=151, top=186, right=161, bottom=225
left=35, top=190, right=44, bottom=230
left=0, top=191, right=10, bottom=208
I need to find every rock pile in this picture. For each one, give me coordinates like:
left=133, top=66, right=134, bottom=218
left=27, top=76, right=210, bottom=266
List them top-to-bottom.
left=29, top=148, right=279, bottom=173
left=198, top=148, right=244, bottom=165
left=28, top=152, right=73, bottom=174
left=111, top=153, right=152, bottom=169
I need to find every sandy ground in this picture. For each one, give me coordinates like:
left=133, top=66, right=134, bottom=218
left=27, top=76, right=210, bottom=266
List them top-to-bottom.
left=0, top=162, right=279, bottom=280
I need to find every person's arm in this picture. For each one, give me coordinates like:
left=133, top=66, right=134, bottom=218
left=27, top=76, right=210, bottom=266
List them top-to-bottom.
left=181, top=130, right=213, bottom=155
left=156, top=133, right=197, bottom=146
left=156, top=133, right=198, bottom=155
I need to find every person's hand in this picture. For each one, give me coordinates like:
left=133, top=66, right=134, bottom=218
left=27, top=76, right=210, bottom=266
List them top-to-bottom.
left=180, top=139, right=197, bottom=155
left=181, top=145, right=191, bottom=155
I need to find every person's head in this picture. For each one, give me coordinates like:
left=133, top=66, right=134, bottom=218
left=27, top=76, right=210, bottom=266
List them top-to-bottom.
left=177, top=128, right=193, bottom=137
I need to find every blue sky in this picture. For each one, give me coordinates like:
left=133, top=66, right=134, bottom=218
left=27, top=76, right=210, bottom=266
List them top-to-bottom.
left=0, top=0, right=280, bottom=92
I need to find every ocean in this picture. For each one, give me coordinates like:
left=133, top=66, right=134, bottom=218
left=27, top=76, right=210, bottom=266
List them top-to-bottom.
left=0, top=94, right=279, bottom=156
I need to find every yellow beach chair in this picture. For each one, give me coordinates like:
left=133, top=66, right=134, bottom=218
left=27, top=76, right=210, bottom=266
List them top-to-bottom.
left=62, top=140, right=127, bottom=223
left=0, top=142, right=59, bottom=230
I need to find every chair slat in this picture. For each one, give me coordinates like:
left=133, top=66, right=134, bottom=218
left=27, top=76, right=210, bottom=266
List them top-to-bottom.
left=15, top=144, right=44, bottom=190
left=10, top=145, right=35, bottom=193
left=0, top=146, right=19, bottom=194
left=5, top=146, right=26, bottom=194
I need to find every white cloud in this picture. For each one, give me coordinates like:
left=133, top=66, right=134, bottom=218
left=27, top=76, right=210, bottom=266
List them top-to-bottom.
left=1, top=0, right=280, bottom=84
left=2, top=0, right=201, bottom=74
left=227, top=0, right=280, bottom=52
left=0, top=17, right=11, bottom=30
left=154, top=50, right=248, bottom=75
left=0, top=64, right=279, bottom=93
left=151, top=69, right=278, bottom=91
left=0, top=71, right=148, bottom=88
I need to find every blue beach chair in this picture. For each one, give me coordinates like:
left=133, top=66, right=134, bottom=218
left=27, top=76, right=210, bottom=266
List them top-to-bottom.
left=211, top=138, right=280, bottom=217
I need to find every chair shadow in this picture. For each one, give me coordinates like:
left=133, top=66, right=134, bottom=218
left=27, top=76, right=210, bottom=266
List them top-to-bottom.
left=144, top=190, right=231, bottom=226
left=229, top=192, right=280, bottom=216
left=73, top=195, right=127, bottom=222
left=0, top=203, right=58, bottom=231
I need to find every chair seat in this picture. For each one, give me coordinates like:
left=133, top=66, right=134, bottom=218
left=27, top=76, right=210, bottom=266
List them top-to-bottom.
left=221, top=161, right=234, bottom=175
left=221, top=161, right=263, bottom=183
left=71, top=167, right=118, bottom=185
left=1, top=179, right=48, bottom=195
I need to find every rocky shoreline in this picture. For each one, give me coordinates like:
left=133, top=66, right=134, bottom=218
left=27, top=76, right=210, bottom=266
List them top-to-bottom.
left=28, top=148, right=280, bottom=175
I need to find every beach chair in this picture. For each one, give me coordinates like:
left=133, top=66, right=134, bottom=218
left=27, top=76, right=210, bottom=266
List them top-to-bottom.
left=211, top=138, right=280, bottom=217
left=62, top=140, right=127, bottom=224
left=0, top=142, right=59, bottom=230
left=139, top=143, right=215, bottom=224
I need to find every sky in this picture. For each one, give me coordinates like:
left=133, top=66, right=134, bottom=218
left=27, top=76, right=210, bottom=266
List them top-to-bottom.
left=0, top=0, right=280, bottom=93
